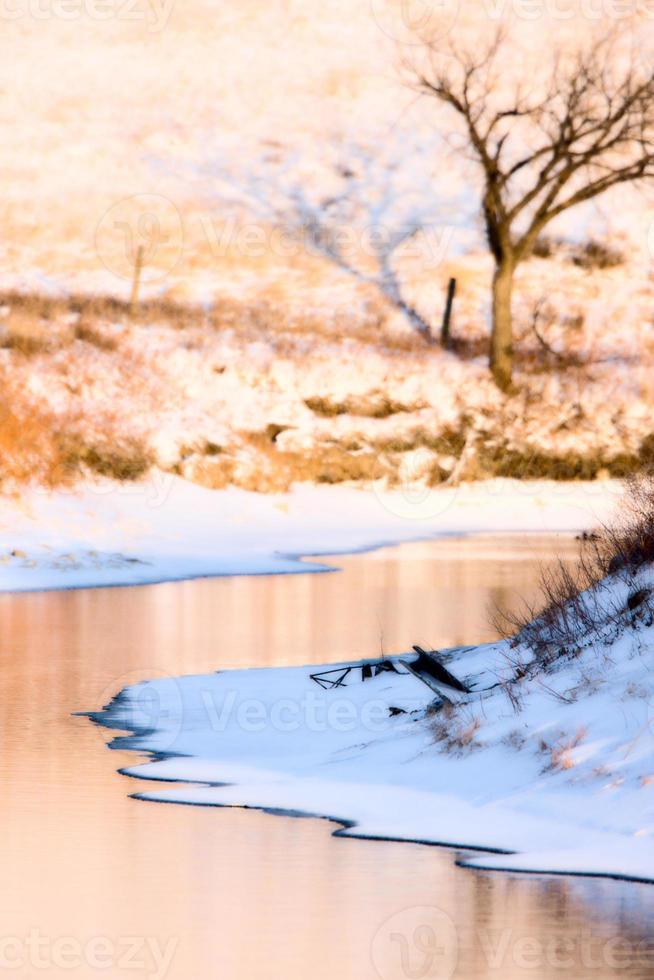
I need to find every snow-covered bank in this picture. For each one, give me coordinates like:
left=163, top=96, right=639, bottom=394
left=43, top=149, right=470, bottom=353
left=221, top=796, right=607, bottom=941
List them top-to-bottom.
left=0, top=476, right=619, bottom=592
left=95, top=589, right=654, bottom=884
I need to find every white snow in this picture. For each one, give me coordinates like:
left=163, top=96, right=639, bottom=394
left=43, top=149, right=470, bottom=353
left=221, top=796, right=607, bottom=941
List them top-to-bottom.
left=0, top=476, right=619, bottom=592
left=96, top=584, right=654, bottom=884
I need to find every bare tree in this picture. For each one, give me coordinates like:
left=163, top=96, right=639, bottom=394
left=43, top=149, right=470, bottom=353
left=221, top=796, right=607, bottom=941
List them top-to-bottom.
left=410, top=28, right=654, bottom=389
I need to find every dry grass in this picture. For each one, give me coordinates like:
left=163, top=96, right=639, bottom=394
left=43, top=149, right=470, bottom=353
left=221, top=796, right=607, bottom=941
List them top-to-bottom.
left=2, top=287, right=654, bottom=494
left=1, top=288, right=424, bottom=356
left=0, top=290, right=203, bottom=332
left=0, top=312, right=72, bottom=357
left=74, top=322, right=119, bottom=352
left=0, top=369, right=153, bottom=488
left=0, top=382, right=67, bottom=486
left=304, top=394, right=423, bottom=419
left=371, top=425, right=467, bottom=457
left=188, top=430, right=388, bottom=492
left=57, top=432, right=153, bottom=482
left=243, top=432, right=388, bottom=490
left=478, top=442, right=640, bottom=481
left=494, top=475, right=654, bottom=669
left=430, top=704, right=482, bottom=755
left=539, top=727, right=587, bottom=773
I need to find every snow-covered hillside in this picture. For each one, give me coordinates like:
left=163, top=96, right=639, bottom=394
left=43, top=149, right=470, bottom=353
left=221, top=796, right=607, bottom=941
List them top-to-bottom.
left=2, top=0, right=653, bottom=297
left=3, top=9, right=654, bottom=492
left=2, top=283, right=654, bottom=495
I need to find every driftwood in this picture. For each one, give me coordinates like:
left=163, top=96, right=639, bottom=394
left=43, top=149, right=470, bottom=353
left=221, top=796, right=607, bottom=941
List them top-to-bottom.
left=309, top=645, right=500, bottom=703
left=309, top=659, right=400, bottom=689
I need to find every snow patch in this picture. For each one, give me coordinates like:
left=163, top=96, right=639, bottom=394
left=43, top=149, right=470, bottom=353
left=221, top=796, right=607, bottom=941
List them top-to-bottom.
left=0, top=476, right=619, bottom=592
left=93, top=623, right=654, bottom=883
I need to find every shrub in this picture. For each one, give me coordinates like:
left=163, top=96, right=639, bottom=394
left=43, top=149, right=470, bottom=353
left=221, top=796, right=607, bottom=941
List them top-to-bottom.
left=530, top=236, right=624, bottom=269
left=531, top=236, right=556, bottom=259
left=571, top=239, right=624, bottom=271
left=74, top=322, right=118, bottom=351
left=0, top=378, right=75, bottom=487
left=304, top=394, right=422, bottom=418
left=371, top=426, right=467, bottom=457
left=58, top=434, right=153, bottom=481
left=478, top=442, right=642, bottom=481
left=494, top=475, right=654, bottom=669
left=599, top=475, right=654, bottom=573
left=430, top=705, right=482, bottom=755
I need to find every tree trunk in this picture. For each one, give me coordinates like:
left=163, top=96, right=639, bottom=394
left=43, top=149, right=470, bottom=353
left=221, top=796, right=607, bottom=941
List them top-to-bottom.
left=490, top=257, right=515, bottom=391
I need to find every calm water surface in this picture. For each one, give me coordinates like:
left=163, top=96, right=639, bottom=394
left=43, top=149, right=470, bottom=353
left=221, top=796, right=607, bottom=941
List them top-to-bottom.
left=1, top=534, right=653, bottom=979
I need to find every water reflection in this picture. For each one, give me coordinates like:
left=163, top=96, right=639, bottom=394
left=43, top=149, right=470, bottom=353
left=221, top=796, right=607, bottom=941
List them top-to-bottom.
left=0, top=534, right=651, bottom=979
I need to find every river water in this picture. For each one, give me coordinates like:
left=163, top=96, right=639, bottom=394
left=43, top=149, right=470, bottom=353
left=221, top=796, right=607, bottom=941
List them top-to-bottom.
left=1, top=534, right=652, bottom=979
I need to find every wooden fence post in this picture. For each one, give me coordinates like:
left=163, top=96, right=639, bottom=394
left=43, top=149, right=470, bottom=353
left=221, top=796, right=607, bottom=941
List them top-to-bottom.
left=129, top=245, right=145, bottom=316
left=440, top=277, right=456, bottom=348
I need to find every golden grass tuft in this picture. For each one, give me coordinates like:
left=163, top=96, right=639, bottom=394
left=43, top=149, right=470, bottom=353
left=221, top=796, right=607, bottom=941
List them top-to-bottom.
left=0, top=313, right=64, bottom=357
left=0, top=371, right=153, bottom=488
left=0, top=379, right=68, bottom=486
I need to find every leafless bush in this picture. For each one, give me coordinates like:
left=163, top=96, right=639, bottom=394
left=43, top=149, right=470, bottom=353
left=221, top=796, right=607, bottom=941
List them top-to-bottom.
left=531, top=236, right=625, bottom=270
left=572, top=239, right=625, bottom=271
left=494, top=475, right=654, bottom=670
left=599, top=479, right=654, bottom=573
left=502, top=728, right=527, bottom=751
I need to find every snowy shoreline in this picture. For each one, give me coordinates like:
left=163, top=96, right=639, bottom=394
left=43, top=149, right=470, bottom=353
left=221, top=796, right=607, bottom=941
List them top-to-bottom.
left=82, top=474, right=654, bottom=886
left=0, top=475, right=620, bottom=592
left=94, top=627, right=654, bottom=885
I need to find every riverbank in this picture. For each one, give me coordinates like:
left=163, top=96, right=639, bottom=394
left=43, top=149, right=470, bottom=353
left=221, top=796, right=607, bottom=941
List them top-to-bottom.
left=82, top=474, right=654, bottom=885
left=0, top=476, right=619, bottom=592
left=95, top=574, right=654, bottom=885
